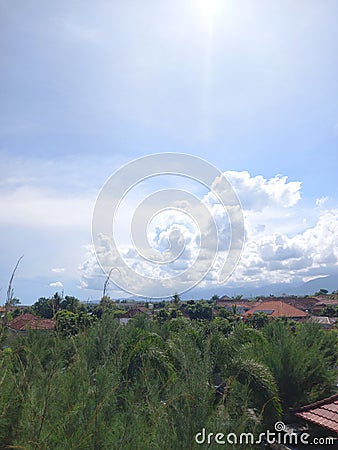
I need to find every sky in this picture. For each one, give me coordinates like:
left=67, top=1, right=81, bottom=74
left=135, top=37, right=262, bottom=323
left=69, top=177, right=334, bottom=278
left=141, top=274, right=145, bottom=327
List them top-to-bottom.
left=0, top=0, right=337, bottom=304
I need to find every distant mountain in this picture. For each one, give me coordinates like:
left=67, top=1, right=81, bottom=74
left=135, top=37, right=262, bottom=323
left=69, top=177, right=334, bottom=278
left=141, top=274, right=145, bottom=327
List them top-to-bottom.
left=16, top=273, right=338, bottom=306
left=182, top=273, right=338, bottom=300
left=283, top=274, right=338, bottom=296
left=180, top=282, right=294, bottom=300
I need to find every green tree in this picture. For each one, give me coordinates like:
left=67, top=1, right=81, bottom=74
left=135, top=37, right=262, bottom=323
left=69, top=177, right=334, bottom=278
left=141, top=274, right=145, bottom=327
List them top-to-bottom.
left=315, top=288, right=329, bottom=295
left=50, top=292, right=62, bottom=314
left=172, top=293, right=181, bottom=305
left=60, top=295, right=80, bottom=313
left=93, top=295, right=115, bottom=318
left=32, top=297, right=54, bottom=318
left=186, top=301, right=212, bottom=320
left=320, top=305, right=338, bottom=317
left=2, top=306, right=336, bottom=449
left=55, top=310, right=79, bottom=335
left=245, top=312, right=270, bottom=329
left=257, top=321, right=337, bottom=412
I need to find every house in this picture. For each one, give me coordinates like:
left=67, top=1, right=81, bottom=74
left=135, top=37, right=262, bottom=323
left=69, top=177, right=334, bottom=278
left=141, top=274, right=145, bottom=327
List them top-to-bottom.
left=218, top=295, right=231, bottom=302
left=276, top=296, right=318, bottom=312
left=312, top=299, right=338, bottom=315
left=244, top=301, right=308, bottom=320
left=117, top=306, right=152, bottom=325
left=119, top=306, right=152, bottom=319
left=8, top=313, right=55, bottom=333
left=308, top=316, right=337, bottom=329
left=294, top=393, right=338, bottom=433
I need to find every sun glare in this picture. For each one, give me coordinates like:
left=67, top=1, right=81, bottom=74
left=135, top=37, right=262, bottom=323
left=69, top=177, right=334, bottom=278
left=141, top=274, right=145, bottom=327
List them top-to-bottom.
left=195, top=0, right=220, bottom=23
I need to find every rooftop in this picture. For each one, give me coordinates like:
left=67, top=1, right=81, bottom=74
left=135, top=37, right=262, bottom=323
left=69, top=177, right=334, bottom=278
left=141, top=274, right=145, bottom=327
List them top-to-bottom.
left=314, top=299, right=338, bottom=307
left=244, top=300, right=308, bottom=318
left=120, top=306, right=152, bottom=318
left=8, top=313, right=55, bottom=332
left=309, top=316, right=337, bottom=325
left=294, top=394, right=338, bottom=433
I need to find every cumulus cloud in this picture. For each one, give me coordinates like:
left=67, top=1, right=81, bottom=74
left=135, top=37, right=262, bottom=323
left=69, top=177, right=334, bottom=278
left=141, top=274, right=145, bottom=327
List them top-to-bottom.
left=79, top=170, right=337, bottom=296
left=224, top=171, right=301, bottom=211
left=233, top=209, right=338, bottom=285
left=49, top=281, right=63, bottom=288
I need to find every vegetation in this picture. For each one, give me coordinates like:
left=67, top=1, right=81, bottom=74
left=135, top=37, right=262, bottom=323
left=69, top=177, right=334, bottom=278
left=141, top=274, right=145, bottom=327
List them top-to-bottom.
left=0, top=304, right=337, bottom=449
left=320, top=305, right=338, bottom=317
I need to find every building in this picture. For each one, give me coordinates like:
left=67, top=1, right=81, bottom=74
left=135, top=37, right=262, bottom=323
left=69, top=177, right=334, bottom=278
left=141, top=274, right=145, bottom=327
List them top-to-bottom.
left=276, top=296, right=318, bottom=312
left=312, top=299, right=338, bottom=315
left=244, top=300, right=308, bottom=320
left=0, top=306, right=7, bottom=319
left=117, top=306, right=152, bottom=325
left=8, top=313, right=55, bottom=333
left=308, top=316, right=337, bottom=329
left=294, top=393, right=338, bottom=433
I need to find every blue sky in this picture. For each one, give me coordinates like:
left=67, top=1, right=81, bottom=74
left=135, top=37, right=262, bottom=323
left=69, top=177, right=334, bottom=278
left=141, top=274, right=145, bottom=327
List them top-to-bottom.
left=1, top=0, right=337, bottom=304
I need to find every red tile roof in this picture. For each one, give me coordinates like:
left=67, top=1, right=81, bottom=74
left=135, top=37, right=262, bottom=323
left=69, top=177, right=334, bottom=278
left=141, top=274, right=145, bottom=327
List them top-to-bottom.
left=277, top=297, right=318, bottom=311
left=244, top=301, right=308, bottom=318
left=8, top=313, right=55, bottom=331
left=294, top=394, right=338, bottom=433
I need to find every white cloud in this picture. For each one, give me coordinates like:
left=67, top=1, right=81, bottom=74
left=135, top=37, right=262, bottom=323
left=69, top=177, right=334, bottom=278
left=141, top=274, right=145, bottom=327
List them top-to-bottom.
left=0, top=152, right=127, bottom=231
left=76, top=171, right=337, bottom=296
left=224, top=171, right=302, bottom=211
left=80, top=172, right=311, bottom=295
left=0, top=186, right=94, bottom=230
left=316, top=196, right=328, bottom=207
left=232, top=209, right=338, bottom=285
left=78, top=245, right=106, bottom=291
left=51, top=267, right=65, bottom=273
left=49, top=281, right=63, bottom=288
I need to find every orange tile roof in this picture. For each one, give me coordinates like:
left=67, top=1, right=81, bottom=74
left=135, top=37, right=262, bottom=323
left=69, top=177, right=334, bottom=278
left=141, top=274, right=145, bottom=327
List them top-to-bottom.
left=277, top=297, right=318, bottom=310
left=244, top=300, right=307, bottom=318
left=8, top=313, right=55, bottom=331
left=294, top=394, right=338, bottom=433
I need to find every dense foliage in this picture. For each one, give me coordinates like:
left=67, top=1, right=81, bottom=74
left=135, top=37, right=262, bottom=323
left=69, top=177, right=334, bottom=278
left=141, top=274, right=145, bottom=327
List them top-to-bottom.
left=0, top=313, right=337, bottom=449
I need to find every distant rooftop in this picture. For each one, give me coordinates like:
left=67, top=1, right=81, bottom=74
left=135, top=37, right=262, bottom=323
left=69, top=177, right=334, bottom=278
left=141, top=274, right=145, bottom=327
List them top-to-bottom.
left=244, top=300, right=308, bottom=318
left=8, top=313, right=55, bottom=332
